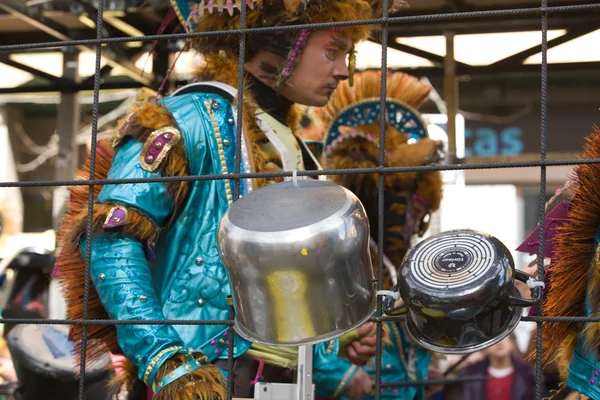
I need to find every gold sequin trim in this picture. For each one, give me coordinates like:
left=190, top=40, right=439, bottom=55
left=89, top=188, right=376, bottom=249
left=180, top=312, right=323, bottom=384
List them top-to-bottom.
left=204, top=100, right=233, bottom=206
left=112, top=112, right=137, bottom=148
left=139, top=127, right=182, bottom=172
left=326, top=340, right=336, bottom=355
left=143, top=345, right=183, bottom=386
left=333, top=365, right=357, bottom=398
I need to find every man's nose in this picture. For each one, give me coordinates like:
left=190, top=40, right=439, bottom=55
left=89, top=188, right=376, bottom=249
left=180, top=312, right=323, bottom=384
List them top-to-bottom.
left=333, top=58, right=349, bottom=81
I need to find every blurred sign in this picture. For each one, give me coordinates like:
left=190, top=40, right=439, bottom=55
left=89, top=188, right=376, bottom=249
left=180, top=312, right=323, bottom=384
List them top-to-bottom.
left=426, top=105, right=597, bottom=157
left=464, top=105, right=597, bottom=157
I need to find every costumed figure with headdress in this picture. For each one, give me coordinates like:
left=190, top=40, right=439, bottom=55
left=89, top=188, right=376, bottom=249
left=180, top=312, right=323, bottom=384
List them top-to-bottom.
left=52, top=1, right=410, bottom=399
left=297, top=70, right=444, bottom=399
left=534, top=125, right=600, bottom=400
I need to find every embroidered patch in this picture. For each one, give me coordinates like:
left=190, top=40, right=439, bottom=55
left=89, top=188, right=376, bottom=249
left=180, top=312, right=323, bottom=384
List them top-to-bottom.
left=112, top=112, right=137, bottom=148
left=139, top=127, right=182, bottom=172
left=103, top=206, right=128, bottom=229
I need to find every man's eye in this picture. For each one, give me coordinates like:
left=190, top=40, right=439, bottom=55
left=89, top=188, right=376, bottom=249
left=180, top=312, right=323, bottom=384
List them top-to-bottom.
left=326, top=49, right=338, bottom=60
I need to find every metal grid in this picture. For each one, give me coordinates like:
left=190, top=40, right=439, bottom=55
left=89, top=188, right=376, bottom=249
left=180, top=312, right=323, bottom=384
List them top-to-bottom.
left=1, top=1, right=600, bottom=400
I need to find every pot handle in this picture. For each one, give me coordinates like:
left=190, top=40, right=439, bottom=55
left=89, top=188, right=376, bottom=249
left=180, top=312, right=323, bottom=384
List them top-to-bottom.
left=508, top=269, right=544, bottom=307
left=379, top=290, right=407, bottom=316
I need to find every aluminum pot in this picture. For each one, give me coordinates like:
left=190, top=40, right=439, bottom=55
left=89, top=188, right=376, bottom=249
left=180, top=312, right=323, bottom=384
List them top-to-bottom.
left=218, top=179, right=376, bottom=346
left=384, top=229, right=542, bottom=354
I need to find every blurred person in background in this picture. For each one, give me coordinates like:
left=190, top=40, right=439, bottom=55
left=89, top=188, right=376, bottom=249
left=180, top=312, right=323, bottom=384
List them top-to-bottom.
left=442, top=334, right=538, bottom=400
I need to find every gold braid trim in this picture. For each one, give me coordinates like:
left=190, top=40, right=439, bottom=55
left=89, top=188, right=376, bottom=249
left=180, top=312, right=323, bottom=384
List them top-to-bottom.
left=205, top=100, right=234, bottom=205
left=144, top=346, right=184, bottom=385
left=333, top=365, right=358, bottom=398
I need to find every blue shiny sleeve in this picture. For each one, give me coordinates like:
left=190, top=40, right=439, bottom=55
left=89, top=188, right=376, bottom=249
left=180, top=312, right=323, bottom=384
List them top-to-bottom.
left=97, top=138, right=174, bottom=226
left=80, top=233, right=185, bottom=387
left=313, top=354, right=358, bottom=398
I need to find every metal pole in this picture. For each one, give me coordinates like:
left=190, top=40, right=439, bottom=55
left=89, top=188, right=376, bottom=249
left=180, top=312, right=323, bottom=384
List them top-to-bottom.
left=444, top=31, right=459, bottom=164
left=52, top=47, right=81, bottom=229
left=49, top=48, right=80, bottom=321
left=296, top=345, right=314, bottom=400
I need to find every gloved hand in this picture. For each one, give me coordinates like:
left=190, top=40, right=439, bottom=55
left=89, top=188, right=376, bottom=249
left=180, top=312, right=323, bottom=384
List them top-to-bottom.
left=339, top=322, right=378, bottom=366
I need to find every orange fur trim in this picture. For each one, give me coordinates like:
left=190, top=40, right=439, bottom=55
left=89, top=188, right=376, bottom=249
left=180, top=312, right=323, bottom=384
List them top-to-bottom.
left=134, top=102, right=176, bottom=135
left=542, top=125, right=600, bottom=365
left=55, top=140, right=117, bottom=367
left=57, top=200, right=161, bottom=370
left=153, top=354, right=227, bottom=400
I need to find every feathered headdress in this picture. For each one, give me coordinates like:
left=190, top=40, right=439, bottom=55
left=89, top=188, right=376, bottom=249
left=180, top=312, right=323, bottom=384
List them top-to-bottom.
left=301, top=71, right=444, bottom=270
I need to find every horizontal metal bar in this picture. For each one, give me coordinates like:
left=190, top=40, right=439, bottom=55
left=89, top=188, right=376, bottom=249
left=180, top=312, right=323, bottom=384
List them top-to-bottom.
left=0, top=4, right=599, bottom=52
left=0, top=80, right=145, bottom=94
left=0, top=156, right=595, bottom=189
left=2, top=315, right=600, bottom=327
left=0, top=318, right=232, bottom=326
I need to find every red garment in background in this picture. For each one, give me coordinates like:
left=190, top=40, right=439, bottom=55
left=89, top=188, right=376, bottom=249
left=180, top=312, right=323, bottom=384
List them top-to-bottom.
left=486, top=372, right=514, bottom=400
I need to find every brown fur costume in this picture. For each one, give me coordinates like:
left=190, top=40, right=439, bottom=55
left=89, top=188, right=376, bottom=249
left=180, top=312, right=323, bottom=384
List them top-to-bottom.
left=542, top=125, right=600, bottom=377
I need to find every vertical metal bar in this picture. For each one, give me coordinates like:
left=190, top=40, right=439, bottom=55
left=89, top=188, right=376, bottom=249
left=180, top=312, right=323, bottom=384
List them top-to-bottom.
left=79, top=0, right=105, bottom=397
left=234, top=0, right=247, bottom=201
left=535, top=0, right=549, bottom=399
left=229, top=1, right=247, bottom=398
left=376, top=1, right=390, bottom=399
left=444, top=32, right=458, bottom=164
left=53, top=48, right=80, bottom=230
left=227, top=296, right=236, bottom=400
left=296, top=345, right=314, bottom=400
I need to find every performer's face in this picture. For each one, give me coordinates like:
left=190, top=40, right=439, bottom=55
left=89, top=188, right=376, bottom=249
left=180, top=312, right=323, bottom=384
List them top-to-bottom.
left=282, top=29, right=352, bottom=107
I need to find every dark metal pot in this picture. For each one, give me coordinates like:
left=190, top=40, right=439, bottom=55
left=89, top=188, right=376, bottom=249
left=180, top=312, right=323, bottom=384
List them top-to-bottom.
left=384, top=229, right=542, bottom=354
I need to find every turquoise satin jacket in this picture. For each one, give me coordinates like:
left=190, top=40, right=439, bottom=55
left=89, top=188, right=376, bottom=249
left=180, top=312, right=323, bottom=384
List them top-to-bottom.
left=81, top=88, right=343, bottom=390
left=314, top=321, right=432, bottom=399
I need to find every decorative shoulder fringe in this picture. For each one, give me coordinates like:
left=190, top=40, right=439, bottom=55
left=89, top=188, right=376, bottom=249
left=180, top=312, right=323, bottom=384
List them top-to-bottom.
left=543, top=125, right=600, bottom=371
